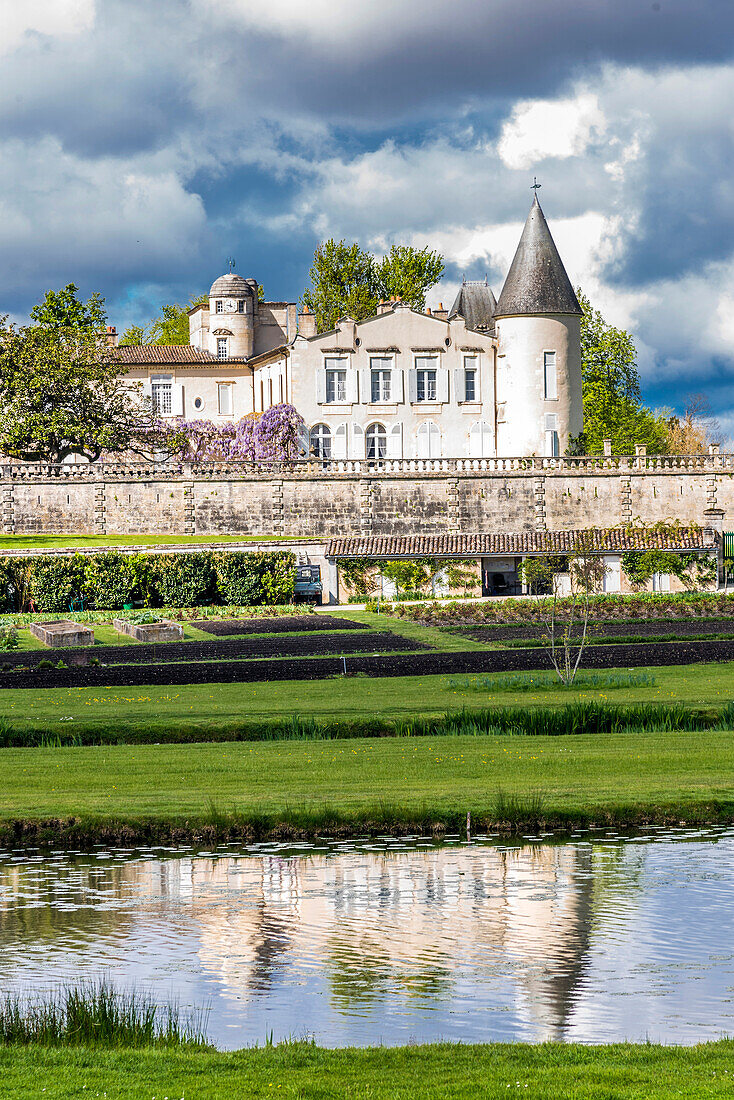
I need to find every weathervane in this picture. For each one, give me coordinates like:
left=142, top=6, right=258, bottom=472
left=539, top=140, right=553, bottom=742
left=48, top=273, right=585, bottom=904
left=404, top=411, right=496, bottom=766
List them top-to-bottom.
left=531, top=177, right=541, bottom=194
left=227, top=256, right=236, bottom=273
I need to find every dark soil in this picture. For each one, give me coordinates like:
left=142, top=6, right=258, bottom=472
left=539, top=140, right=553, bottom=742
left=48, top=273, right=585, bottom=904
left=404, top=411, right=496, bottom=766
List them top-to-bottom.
left=193, top=615, right=366, bottom=635
left=461, top=618, right=734, bottom=642
left=0, top=631, right=424, bottom=672
left=5, top=638, right=734, bottom=691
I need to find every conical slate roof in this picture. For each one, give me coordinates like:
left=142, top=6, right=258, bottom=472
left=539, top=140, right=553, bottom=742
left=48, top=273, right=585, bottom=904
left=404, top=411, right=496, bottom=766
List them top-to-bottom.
left=495, top=196, right=581, bottom=317
left=448, top=281, right=497, bottom=332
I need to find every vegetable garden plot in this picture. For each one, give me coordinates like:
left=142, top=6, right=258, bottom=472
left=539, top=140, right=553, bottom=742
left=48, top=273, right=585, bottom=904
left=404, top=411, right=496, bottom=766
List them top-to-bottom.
left=192, top=615, right=367, bottom=635
left=462, top=618, right=734, bottom=643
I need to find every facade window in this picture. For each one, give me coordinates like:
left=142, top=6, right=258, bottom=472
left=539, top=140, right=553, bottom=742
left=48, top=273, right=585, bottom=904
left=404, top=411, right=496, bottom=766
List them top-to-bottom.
left=215, top=300, right=223, bottom=314
left=238, top=300, right=245, bottom=313
left=217, top=338, right=228, bottom=360
left=544, top=351, right=557, bottom=400
left=464, top=356, right=478, bottom=402
left=370, top=357, right=392, bottom=402
left=415, top=357, right=437, bottom=401
left=326, top=368, right=347, bottom=403
left=151, top=376, right=172, bottom=416
left=218, top=383, right=233, bottom=416
left=544, top=412, right=559, bottom=456
left=310, top=423, right=331, bottom=459
left=366, top=423, right=387, bottom=459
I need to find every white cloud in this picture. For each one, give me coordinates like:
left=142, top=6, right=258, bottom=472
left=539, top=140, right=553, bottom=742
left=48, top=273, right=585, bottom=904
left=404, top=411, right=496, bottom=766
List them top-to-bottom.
left=0, top=0, right=95, bottom=56
left=497, top=93, right=606, bottom=170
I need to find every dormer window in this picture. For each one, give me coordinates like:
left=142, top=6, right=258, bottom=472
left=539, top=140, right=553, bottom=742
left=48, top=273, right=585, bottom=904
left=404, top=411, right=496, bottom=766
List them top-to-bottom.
left=215, top=300, right=224, bottom=314
left=217, top=338, right=228, bottom=360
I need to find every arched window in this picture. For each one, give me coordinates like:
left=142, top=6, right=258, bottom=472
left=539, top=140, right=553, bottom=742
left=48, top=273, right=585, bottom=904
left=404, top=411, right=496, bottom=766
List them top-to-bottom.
left=416, top=420, right=441, bottom=458
left=469, top=420, right=493, bottom=458
left=366, top=422, right=387, bottom=459
left=310, top=423, right=331, bottom=459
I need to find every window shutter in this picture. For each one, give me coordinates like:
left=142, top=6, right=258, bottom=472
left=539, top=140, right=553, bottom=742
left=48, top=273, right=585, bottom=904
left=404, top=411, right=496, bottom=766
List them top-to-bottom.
left=474, top=367, right=482, bottom=402
left=360, top=368, right=371, bottom=403
left=437, top=368, right=449, bottom=403
left=454, top=368, right=465, bottom=404
left=392, top=369, right=404, bottom=402
left=407, top=369, right=418, bottom=403
left=346, top=370, right=359, bottom=404
left=316, top=371, right=326, bottom=404
left=142, top=380, right=153, bottom=404
left=171, top=384, right=184, bottom=417
left=544, top=413, right=557, bottom=431
left=468, top=421, right=481, bottom=458
left=333, top=422, right=348, bottom=459
left=387, top=422, right=402, bottom=459
left=352, top=423, right=365, bottom=459
left=416, top=423, right=428, bottom=458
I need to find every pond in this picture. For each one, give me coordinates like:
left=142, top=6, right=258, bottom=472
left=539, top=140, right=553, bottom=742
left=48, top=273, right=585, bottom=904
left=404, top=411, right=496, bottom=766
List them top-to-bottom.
left=1, top=828, right=734, bottom=1048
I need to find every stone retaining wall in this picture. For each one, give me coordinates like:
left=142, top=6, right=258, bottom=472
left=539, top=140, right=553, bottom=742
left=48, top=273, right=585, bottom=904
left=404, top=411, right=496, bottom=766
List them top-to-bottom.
left=0, top=455, right=730, bottom=537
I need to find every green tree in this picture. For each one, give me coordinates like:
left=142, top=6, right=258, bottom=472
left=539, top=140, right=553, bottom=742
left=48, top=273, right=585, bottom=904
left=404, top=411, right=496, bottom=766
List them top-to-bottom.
left=301, top=240, right=444, bottom=333
left=0, top=287, right=178, bottom=462
left=572, top=290, right=669, bottom=455
left=120, top=295, right=208, bottom=346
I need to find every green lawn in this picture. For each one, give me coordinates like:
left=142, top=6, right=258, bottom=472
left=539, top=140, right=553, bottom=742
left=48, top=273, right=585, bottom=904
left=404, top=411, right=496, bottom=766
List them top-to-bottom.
left=0, top=533, right=299, bottom=550
left=1, top=663, right=732, bottom=739
left=2, top=725, right=733, bottom=834
left=2, top=1041, right=733, bottom=1099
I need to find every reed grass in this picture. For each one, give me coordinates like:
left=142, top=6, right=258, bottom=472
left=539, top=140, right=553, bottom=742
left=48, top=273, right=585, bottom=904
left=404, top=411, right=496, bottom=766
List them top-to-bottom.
left=448, top=671, right=657, bottom=693
left=0, top=980, right=208, bottom=1048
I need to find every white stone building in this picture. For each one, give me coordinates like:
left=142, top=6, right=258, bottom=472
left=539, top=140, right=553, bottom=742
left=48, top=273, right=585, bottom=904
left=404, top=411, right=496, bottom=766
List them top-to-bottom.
left=116, top=196, right=583, bottom=458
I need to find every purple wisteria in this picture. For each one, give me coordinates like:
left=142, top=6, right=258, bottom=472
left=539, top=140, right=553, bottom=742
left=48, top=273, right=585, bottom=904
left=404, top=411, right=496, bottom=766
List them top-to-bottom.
left=175, top=404, right=306, bottom=462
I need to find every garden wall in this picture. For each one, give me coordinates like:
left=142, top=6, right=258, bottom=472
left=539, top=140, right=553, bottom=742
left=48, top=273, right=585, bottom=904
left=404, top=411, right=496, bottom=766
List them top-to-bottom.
left=0, top=455, right=731, bottom=538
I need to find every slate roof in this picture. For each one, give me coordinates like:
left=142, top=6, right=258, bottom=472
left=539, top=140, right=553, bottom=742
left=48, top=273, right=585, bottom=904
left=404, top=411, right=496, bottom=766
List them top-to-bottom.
left=495, top=196, right=582, bottom=317
left=209, top=273, right=253, bottom=298
left=448, top=282, right=497, bottom=332
left=117, top=345, right=249, bottom=365
left=326, top=528, right=715, bottom=558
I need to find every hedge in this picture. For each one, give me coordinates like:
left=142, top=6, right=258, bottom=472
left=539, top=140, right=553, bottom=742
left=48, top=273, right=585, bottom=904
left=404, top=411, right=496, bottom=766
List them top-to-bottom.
left=0, top=550, right=296, bottom=612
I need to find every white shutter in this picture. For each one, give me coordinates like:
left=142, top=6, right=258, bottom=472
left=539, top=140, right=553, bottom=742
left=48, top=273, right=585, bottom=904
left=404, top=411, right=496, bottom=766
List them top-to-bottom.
left=474, top=366, right=482, bottom=402
left=360, top=368, right=371, bottom=403
left=437, top=368, right=449, bottom=403
left=454, top=368, right=466, bottom=404
left=392, top=369, right=404, bottom=402
left=346, top=370, right=358, bottom=404
left=407, top=370, right=418, bottom=403
left=316, top=371, right=326, bottom=404
left=171, top=384, right=184, bottom=417
left=468, top=421, right=481, bottom=458
left=333, top=422, right=348, bottom=459
left=387, top=422, right=402, bottom=458
left=429, top=422, right=441, bottom=457
left=352, top=423, right=365, bottom=459
left=416, top=423, right=428, bottom=458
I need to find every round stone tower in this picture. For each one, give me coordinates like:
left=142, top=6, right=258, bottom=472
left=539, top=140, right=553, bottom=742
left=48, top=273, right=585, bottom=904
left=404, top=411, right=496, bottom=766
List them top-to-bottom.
left=493, top=196, right=583, bottom=457
left=208, top=272, right=256, bottom=359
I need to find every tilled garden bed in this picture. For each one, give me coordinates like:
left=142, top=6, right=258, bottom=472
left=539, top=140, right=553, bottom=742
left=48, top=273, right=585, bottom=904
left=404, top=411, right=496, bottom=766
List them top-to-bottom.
left=192, top=615, right=366, bottom=635
left=461, top=618, right=734, bottom=643
left=0, top=630, right=423, bottom=671
left=4, top=637, right=734, bottom=690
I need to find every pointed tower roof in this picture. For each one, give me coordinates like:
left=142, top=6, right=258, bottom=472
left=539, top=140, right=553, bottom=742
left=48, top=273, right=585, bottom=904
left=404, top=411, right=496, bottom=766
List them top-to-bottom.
left=495, top=196, right=582, bottom=318
left=448, top=281, right=497, bottom=332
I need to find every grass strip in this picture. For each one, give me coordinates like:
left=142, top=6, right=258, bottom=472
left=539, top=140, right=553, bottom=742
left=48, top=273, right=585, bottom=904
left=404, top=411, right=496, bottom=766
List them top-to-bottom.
left=2, top=729, right=734, bottom=845
left=2, top=1040, right=734, bottom=1098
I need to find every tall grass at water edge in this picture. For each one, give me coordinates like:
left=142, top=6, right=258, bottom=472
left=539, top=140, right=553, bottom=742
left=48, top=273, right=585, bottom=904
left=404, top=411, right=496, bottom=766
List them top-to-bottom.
left=3, top=700, right=733, bottom=748
left=0, top=980, right=208, bottom=1047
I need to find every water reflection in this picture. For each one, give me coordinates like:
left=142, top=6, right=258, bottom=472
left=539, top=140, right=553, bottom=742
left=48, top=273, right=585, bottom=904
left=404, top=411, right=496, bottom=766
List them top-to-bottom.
left=0, top=830, right=732, bottom=1048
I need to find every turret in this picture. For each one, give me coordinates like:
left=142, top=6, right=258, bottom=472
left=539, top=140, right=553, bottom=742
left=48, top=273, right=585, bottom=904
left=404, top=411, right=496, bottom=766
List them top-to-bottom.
left=494, top=195, right=583, bottom=457
left=207, top=272, right=256, bottom=359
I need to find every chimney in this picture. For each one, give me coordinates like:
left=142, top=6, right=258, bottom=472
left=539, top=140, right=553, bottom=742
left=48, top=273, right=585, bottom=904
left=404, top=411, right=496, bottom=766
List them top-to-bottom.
left=377, top=299, right=392, bottom=315
left=426, top=307, right=432, bottom=315
left=297, top=308, right=317, bottom=338
left=106, top=325, right=118, bottom=348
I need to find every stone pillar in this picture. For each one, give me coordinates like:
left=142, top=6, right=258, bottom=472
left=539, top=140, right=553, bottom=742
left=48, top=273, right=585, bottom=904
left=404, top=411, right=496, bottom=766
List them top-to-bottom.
left=603, top=439, right=612, bottom=457
left=620, top=474, right=633, bottom=524
left=533, top=475, right=547, bottom=531
left=359, top=478, right=373, bottom=534
left=447, top=478, right=460, bottom=533
left=271, top=479, right=284, bottom=535
left=182, top=481, right=195, bottom=535
left=93, top=482, right=106, bottom=535
left=2, top=483, right=14, bottom=534
left=325, top=557, right=340, bottom=604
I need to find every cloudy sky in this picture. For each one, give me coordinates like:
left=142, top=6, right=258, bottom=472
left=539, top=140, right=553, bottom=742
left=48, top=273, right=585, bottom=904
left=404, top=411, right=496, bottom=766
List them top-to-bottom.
left=3, top=0, right=734, bottom=429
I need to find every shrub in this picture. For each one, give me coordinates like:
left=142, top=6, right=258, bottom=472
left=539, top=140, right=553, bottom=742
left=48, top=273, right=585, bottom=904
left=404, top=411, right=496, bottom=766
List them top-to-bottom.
left=213, top=550, right=296, bottom=606
left=84, top=552, right=138, bottom=609
left=147, top=552, right=215, bottom=608
left=28, top=555, right=86, bottom=612
left=0, top=625, right=18, bottom=650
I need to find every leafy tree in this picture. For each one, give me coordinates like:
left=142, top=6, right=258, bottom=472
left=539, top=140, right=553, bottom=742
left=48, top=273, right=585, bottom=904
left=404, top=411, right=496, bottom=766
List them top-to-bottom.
left=301, top=240, right=444, bottom=332
left=0, top=287, right=176, bottom=462
left=572, top=290, right=670, bottom=455
left=120, top=295, right=208, bottom=346
left=661, top=394, right=722, bottom=454
left=620, top=521, right=717, bottom=591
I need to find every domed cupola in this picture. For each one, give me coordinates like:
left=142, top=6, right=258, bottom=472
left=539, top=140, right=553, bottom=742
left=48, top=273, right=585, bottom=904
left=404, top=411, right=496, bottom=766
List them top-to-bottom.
left=208, top=272, right=257, bottom=359
left=209, top=273, right=253, bottom=300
